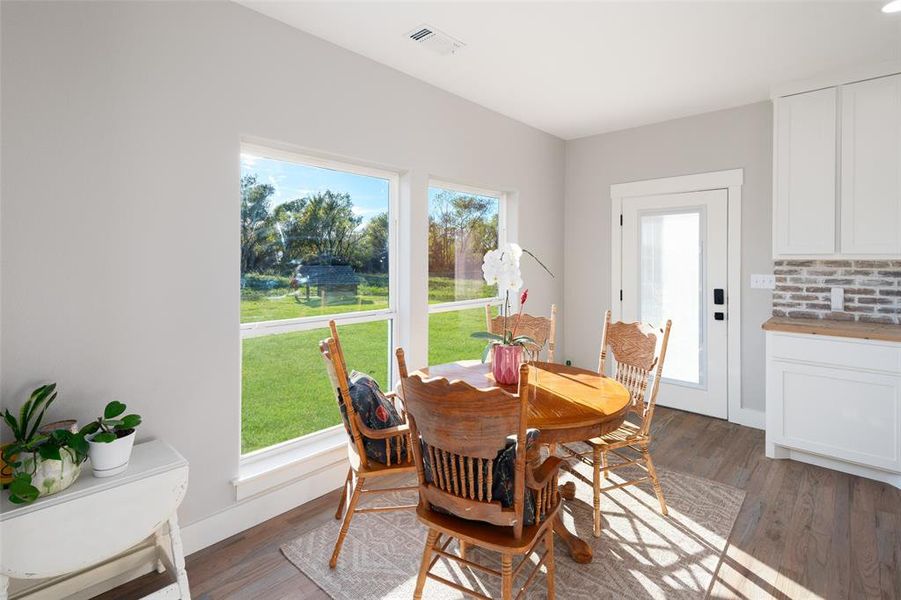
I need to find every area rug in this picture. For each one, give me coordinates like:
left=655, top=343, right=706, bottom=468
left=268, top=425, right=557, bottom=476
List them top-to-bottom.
left=281, top=453, right=745, bottom=599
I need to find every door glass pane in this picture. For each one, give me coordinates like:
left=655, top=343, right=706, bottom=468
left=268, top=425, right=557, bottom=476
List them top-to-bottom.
left=639, top=210, right=703, bottom=385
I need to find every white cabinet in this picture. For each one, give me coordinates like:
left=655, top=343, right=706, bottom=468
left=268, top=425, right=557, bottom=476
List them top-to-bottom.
left=772, top=66, right=901, bottom=258
left=841, top=73, right=901, bottom=255
left=774, top=88, right=837, bottom=256
left=765, top=331, right=901, bottom=488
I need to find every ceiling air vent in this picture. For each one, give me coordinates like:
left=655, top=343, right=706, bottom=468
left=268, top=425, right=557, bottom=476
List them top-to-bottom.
left=406, top=24, right=464, bottom=56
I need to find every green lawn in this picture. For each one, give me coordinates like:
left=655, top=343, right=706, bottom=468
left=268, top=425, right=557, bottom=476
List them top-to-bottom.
left=240, top=275, right=495, bottom=323
left=241, top=281, right=495, bottom=454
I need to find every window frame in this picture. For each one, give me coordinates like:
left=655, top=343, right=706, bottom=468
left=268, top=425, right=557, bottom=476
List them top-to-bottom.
left=238, top=143, right=399, bottom=463
left=426, top=179, right=507, bottom=314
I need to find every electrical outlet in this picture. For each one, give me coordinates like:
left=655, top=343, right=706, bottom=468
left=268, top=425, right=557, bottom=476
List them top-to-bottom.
left=750, top=274, right=776, bottom=290
left=831, top=287, right=844, bottom=312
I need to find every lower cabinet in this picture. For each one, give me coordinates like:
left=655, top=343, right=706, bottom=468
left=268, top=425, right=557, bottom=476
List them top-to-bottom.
left=765, top=331, right=901, bottom=487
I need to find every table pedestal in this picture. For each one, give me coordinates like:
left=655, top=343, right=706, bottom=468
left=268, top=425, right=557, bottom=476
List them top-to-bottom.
left=553, top=481, right=592, bottom=564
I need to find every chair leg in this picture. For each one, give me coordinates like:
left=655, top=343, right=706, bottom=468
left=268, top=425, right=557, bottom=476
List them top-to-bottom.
left=592, top=445, right=602, bottom=537
left=601, top=448, right=609, bottom=480
left=644, top=448, right=668, bottom=516
left=334, top=467, right=352, bottom=520
left=329, top=474, right=364, bottom=568
left=414, top=529, right=440, bottom=600
left=544, top=529, right=556, bottom=600
left=459, top=540, right=467, bottom=561
left=501, top=554, right=513, bottom=600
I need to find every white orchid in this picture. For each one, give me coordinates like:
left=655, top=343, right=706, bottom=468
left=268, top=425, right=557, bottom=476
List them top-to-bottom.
left=482, top=242, right=523, bottom=293
left=474, top=243, right=555, bottom=362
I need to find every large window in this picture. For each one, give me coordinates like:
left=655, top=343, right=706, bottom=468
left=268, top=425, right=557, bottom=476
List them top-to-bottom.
left=240, top=144, right=396, bottom=455
left=427, top=182, right=504, bottom=365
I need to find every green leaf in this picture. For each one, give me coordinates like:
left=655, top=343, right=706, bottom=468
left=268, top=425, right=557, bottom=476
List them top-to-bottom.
left=470, top=331, right=505, bottom=342
left=512, top=335, right=538, bottom=346
left=481, top=342, right=496, bottom=364
left=25, top=386, right=58, bottom=441
left=104, top=401, right=126, bottom=420
left=2, top=409, right=21, bottom=440
left=120, top=414, right=142, bottom=429
left=102, top=419, right=124, bottom=428
left=79, top=421, right=100, bottom=436
left=92, top=432, right=117, bottom=443
left=67, top=435, right=89, bottom=460
left=37, top=444, right=61, bottom=461
left=9, top=476, right=39, bottom=504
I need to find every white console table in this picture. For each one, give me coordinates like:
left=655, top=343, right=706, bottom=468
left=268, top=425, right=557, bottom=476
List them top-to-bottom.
left=0, top=440, right=190, bottom=600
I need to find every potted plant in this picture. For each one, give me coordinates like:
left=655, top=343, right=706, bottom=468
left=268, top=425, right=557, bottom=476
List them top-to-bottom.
left=471, top=243, right=554, bottom=385
left=1, top=383, right=91, bottom=503
left=84, top=401, right=141, bottom=478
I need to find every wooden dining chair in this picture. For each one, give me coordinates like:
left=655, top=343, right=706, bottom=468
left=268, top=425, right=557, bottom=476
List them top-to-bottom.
left=485, top=304, right=558, bottom=362
left=561, top=310, right=672, bottom=537
left=319, top=320, right=418, bottom=569
left=397, top=357, right=562, bottom=600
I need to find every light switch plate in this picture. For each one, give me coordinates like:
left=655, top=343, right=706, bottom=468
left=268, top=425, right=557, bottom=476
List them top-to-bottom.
left=751, top=274, right=776, bottom=290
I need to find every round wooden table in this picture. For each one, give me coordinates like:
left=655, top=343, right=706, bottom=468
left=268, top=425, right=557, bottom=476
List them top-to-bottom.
left=416, top=360, right=631, bottom=564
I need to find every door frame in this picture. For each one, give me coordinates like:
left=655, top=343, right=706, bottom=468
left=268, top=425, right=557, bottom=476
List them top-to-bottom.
left=610, top=169, right=758, bottom=429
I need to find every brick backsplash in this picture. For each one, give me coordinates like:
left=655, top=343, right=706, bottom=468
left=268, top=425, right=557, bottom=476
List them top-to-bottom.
left=773, top=260, right=901, bottom=325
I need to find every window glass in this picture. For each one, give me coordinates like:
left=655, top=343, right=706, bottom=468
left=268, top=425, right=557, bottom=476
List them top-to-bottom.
left=240, top=148, right=394, bottom=454
left=241, top=153, right=390, bottom=324
left=428, top=186, right=499, bottom=304
left=428, top=307, right=500, bottom=365
left=242, top=321, right=389, bottom=454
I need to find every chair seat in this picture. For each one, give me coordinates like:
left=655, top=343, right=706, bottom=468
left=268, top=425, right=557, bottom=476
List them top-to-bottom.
left=586, top=419, right=647, bottom=449
left=348, top=443, right=416, bottom=476
left=416, top=503, right=557, bottom=554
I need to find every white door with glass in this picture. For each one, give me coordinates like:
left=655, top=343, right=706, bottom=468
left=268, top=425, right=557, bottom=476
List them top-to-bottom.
left=618, top=189, right=728, bottom=419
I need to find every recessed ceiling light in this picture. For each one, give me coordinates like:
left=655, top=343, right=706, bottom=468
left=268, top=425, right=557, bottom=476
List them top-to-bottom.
left=883, top=0, right=901, bottom=13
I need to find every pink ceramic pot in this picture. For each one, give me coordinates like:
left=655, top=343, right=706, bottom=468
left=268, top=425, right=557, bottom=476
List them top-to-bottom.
left=492, top=344, right=523, bottom=385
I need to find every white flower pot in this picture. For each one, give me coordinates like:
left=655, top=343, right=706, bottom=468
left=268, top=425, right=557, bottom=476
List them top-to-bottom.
left=88, top=431, right=136, bottom=478
left=15, top=450, right=83, bottom=498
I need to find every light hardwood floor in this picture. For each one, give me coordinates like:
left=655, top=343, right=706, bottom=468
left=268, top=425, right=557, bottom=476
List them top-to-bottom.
left=94, top=407, right=901, bottom=599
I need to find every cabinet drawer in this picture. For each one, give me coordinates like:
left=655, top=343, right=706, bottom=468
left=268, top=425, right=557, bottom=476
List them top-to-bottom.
left=769, top=332, right=901, bottom=374
left=768, top=360, right=901, bottom=473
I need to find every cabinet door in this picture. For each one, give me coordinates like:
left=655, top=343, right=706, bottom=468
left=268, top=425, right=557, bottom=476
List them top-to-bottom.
left=841, top=74, right=901, bottom=255
left=774, top=88, right=837, bottom=256
left=767, top=358, right=901, bottom=473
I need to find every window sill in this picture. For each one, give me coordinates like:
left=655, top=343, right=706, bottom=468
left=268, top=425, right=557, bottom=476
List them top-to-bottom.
left=234, top=426, right=347, bottom=501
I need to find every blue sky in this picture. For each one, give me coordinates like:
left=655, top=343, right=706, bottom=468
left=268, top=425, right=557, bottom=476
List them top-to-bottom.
left=241, top=152, right=498, bottom=223
left=241, top=153, right=389, bottom=222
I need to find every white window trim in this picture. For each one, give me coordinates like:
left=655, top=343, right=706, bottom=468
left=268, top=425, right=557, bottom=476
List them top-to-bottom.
left=238, top=143, right=401, bottom=482
left=426, top=180, right=507, bottom=314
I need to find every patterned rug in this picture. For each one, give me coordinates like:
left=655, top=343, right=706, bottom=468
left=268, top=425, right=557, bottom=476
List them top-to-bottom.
left=281, top=453, right=745, bottom=599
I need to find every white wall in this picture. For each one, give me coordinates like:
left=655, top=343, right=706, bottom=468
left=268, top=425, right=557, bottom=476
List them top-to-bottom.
left=0, top=1, right=564, bottom=525
left=563, top=101, right=773, bottom=413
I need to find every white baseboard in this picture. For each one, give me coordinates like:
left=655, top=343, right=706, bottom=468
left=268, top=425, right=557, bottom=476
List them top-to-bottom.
left=729, top=406, right=765, bottom=430
left=182, top=456, right=347, bottom=555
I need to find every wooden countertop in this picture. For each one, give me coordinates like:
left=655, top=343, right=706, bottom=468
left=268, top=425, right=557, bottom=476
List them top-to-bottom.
left=762, top=317, right=901, bottom=343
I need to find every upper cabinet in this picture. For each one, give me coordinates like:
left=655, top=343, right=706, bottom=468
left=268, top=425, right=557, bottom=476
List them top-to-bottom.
left=772, top=65, right=901, bottom=258
left=840, top=74, right=901, bottom=255
left=774, top=88, right=837, bottom=256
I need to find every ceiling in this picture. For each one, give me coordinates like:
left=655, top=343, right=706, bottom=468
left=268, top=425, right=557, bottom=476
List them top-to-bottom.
left=237, top=1, right=901, bottom=140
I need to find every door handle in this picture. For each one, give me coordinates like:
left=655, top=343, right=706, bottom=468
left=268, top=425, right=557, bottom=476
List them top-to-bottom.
left=713, top=288, right=725, bottom=305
